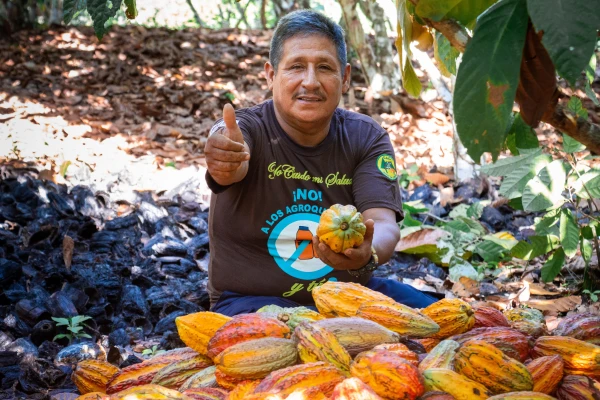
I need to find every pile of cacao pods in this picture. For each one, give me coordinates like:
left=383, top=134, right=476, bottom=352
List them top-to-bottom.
left=71, top=281, right=600, bottom=399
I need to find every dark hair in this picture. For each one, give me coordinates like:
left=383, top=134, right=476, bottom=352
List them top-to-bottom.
left=269, top=10, right=347, bottom=75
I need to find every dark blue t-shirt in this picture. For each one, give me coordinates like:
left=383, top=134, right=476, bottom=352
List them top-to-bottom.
left=206, top=100, right=402, bottom=304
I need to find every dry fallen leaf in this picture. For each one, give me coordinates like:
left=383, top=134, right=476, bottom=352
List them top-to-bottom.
left=423, top=172, right=450, bottom=186
left=395, top=228, right=448, bottom=253
left=63, top=235, right=74, bottom=271
left=522, top=296, right=582, bottom=313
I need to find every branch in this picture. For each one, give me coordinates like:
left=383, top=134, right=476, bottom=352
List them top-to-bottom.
left=185, top=0, right=204, bottom=27
left=406, top=0, right=600, bottom=154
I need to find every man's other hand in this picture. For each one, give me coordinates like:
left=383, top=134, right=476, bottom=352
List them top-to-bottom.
left=205, top=104, right=250, bottom=186
left=312, top=219, right=375, bottom=271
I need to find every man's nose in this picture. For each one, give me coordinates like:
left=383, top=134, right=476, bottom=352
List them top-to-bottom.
left=302, top=66, right=320, bottom=89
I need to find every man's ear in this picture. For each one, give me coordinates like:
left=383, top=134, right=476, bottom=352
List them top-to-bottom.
left=265, top=61, right=275, bottom=90
left=342, top=63, right=351, bottom=93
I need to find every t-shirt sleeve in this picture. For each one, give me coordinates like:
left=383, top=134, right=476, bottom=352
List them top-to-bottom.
left=205, top=109, right=257, bottom=194
left=352, top=123, right=404, bottom=222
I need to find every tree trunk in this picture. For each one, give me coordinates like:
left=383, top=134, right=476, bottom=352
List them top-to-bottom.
left=338, top=0, right=399, bottom=97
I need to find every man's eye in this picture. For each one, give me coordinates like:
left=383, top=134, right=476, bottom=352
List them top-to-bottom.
left=291, top=65, right=303, bottom=69
left=319, top=65, right=333, bottom=70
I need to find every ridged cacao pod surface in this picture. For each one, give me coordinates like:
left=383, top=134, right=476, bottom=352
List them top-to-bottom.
left=312, top=281, right=395, bottom=318
left=422, top=299, right=475, bottom=339
left=357, top=300, right=440, bottom=337
left=473, top=306, right=510, bottom=328
left=175, top=312, right=231, bottom=356
left=293, top=321, right=351, bottom=375
left=449, top=327, right=531, bottom=362
left=531, top=336, right=600, bottom=378
left=418, top=339, right=459, bottom=373
left=526, top=355, right=564, bottom=395
left=71, top=360, right=119, bottom=394
left=422, top=368, right=492, bottom=400
left=556, top=375, right=600, bottom=400
left=330, top=377, right=383, bottom=400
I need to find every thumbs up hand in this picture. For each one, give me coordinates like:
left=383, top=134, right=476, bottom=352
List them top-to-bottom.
left=205, top=104, right=251, bottom=186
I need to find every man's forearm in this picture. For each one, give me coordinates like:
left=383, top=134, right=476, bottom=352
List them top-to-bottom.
left=371, top=220, right=400, bottom=265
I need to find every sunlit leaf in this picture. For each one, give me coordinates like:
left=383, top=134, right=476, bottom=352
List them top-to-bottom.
left=541, top=248, right=565, bottom=282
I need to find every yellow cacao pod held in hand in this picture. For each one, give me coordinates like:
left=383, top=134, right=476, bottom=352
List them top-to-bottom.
left=317, top=204, right=366, bottom=253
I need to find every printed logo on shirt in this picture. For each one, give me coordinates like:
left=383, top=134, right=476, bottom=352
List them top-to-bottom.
left=376, top=154, right=398, bottom=180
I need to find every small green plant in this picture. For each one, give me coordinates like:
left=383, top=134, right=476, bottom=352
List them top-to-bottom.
left=398, top=165, right=420, bottom=189
left=583, top=289, right=600, bottom=302
left=52, top=315, right=93, bottom=343
left=142, top=344, right=166, bottom=358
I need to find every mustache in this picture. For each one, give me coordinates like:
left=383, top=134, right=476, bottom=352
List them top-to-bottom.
left=294, top=92, right=325, bottom=100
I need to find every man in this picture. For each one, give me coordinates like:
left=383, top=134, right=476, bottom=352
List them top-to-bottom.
left=204, top=10, right=436, bottom=316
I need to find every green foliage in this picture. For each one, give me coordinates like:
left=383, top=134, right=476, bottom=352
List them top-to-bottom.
left=63, top=0, right=87, bottom=24
left=416, top=0, right=497, bottom=28
left=453, top=0, right=529, bottom=161
left=526, top=0, right=599, bottom=85
left=434, top=33, right=460, bottom=76
left=505, top=113, right=540, bottom=156
left=397, top=165, right=420, bottom=189
left=583, top=289, right=600, bottom=302
left=52, top=315, right=93, bottom=344
left=142, top=344, right=166, bottom=357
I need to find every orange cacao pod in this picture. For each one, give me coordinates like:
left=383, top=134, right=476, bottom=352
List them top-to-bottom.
left=312, top=281, right=395, bottom=317
left=422, top=299, right=475, bottom=339
left=356, top=300, right=440, bottom=337
left=473, top=306, right=510, bottom=328
left=176, top=312, right=232, bottom=356
left=553, top=313, right=600, bottom=345
left=207, top=314, right=290, bottom=359
left=313, top=317, right=400, bottom=357
left=293, top=321, right=351, bottom=375
left=449, top=327, right=531, bottom=362
left=531, top=336, right=600, bottom=378
left=214, top=337, right=298, bottom=379
left=418, top=339, right=459, bottom=373
left=454, top=340, right=533, bottom=394
left=371, top=343, right=419, bottom=367
left=106, top=348, right=198, bottom=394
left=350, top=350, right=424, bottom=400
left=151, top=354, right=212, bottom=389
left=526, top=355, right=564, bottom=395
left=71, top=360, right=119, bottom=394
left=253, top=361, right=345, bottom=398
left=214, top=369, right=245, bottom=390
left=557, top=375, right=600, bottom=400
left=330, top=377, right=383, bottom=400
left=226, top=379, right=261, bottom=400
left=180, top=387, right=228, bottom=400
left=486, top=393, right=556, bottom=399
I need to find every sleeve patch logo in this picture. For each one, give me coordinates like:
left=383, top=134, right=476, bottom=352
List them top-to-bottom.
left=376, top=154, right=398, bottom=180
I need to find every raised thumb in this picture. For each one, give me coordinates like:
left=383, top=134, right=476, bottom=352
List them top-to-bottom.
left=222, top=103, right=244, bottom=144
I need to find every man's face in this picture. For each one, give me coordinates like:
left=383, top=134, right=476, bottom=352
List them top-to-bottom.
left=265, top=34, right=351, bottom=129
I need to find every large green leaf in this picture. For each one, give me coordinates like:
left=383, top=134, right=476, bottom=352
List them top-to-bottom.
left=63, top=0, right=86, bottom=24
left=87, top=0, right=123, bottom=40
left=416, top=0, right=497, bottom=26
left=454, top=0, right=529, bottom=161
left=526, top=0, right=599, bottom=84
left=403, top=61, right=423, bottom=98
left=505, top=113, right=540, bottom=155
left=563, top=134, right=587, bottom=153
left=481, top=147, right=542, bottom=177
left=498, top=153, right=550, bottom=199
left=522, top=160, right=566, bottom=212
left=573, top=169, right=600, bottom=199
left=560, top=209, right=579, bottom=258
left=510, top=234, right=559, bottom=260
left=541, top=248, right=565, bottom=282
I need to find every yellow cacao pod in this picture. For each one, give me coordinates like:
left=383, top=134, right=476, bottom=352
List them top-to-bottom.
left=317, top=204, right=366, bottom=253
left=312, top=281, right=394, bottom=318
left=422, top=299, right=475, bottom=339
left=356, top=300, right=440, bottom=337
left=257, top=305, right=325, bottom=329
left=175, top=312, right=231, bottom=356
left=207, top=314, right=290, bottom=359
left=313, top=317, right=400, bottom=357
left=293, top=321, right=351, bottom=376
left=449, top=327, right=532, bottom=362
left=531, top=336, right=600, bottom=379
left=214, top=337, right=298, bottom=379
left=418, top=339, right=459, bottom=373
left=454, top=340, right=533, bottom=394
left=350, top=350, right=424, bottom=400
left=151, top=354, right=213, bottom=389
left=526, top=355, right=564, bottom=395
left=71, top=360, right=119, bottom=395
left=253, top=361, right=345, bottom=398
left=179, top=365, right=218, bottom=391
left=423, top=368, right=493, bottom=400
left=330, top=377, right=383, bottom=400
left=226, top=379, right=262, bottom=400
left=110, top=384, right=192, bottom=399
left=74, top=393, right=110, bottom=400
